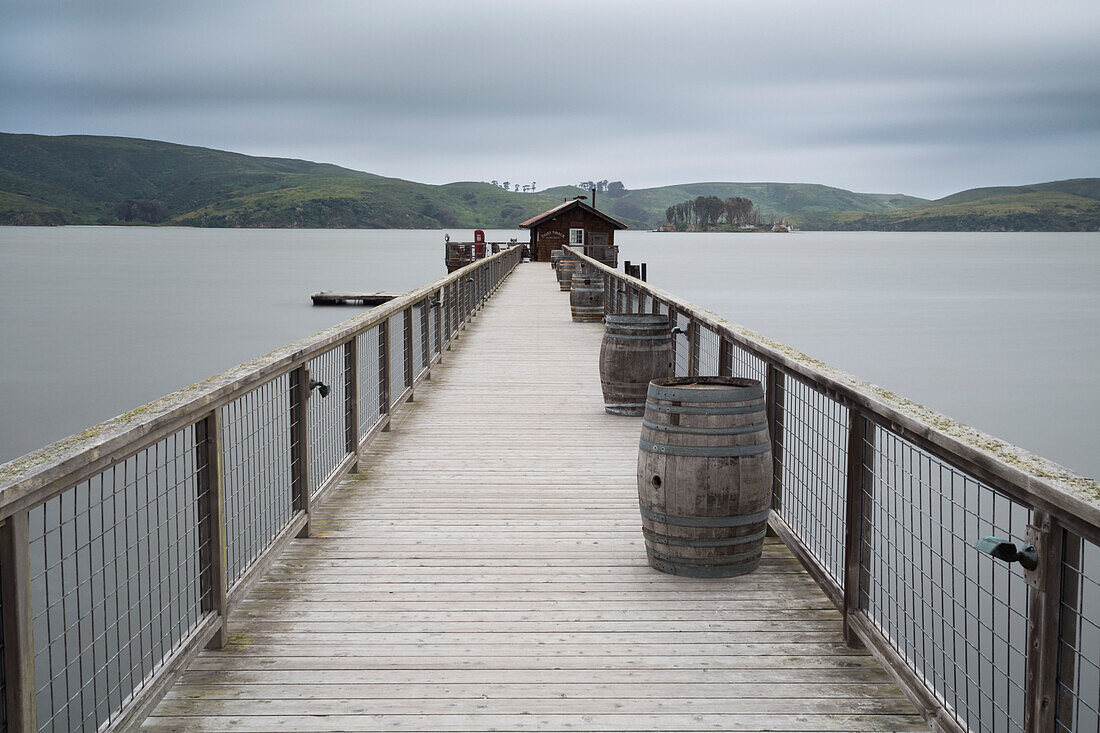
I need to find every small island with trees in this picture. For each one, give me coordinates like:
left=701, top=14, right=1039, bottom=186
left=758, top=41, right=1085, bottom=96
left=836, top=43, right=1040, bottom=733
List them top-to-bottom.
left=659, top=195, right=789, bottom=232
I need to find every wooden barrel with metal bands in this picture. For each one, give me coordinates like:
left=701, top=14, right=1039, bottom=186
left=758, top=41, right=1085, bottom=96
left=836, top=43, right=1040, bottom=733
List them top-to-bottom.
left=557, top=260, right=577, bottom=291
left=570, top=273, right=604, bottom=322
left=598, top=314, right=673, bottom=416
left=637, top=377, right=772, bottom=578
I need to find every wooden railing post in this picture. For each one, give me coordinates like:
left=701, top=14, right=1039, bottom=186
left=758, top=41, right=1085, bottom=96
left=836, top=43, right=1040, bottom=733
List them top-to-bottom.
left=688, top=319, right=700, bottom=377
left=379, top=321, right=391, bottom=431
left=718, top=336, right=732, bottom=377
left=344, top=340, right=359, bottom=469
left=766, top=364, right=785, bottom=512
left=290, top=365, right=312, bottom=537
left=196, top=409, right=228, bottom=648
left=843, top=410, right=873, bottom=647
left=1, top=509, right=37, bottom=731
left=1025, top=514, right=1066, bottom=732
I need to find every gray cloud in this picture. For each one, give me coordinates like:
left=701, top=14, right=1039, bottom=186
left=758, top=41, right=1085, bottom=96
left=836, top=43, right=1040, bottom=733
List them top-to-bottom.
left=1, top=0, right=1097, bottom=197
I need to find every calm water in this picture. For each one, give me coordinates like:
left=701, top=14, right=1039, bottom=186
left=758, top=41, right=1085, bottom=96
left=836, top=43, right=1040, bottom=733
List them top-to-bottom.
left=0, top=227, right=514, bottom=463
left=1, top=227, right=1097, bottom=478
left=616, top=230, right=1100, bottom=478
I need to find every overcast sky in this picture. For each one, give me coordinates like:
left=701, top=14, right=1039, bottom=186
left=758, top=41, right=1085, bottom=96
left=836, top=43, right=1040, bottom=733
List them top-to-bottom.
left=1, top=0, right=1097, bottom=198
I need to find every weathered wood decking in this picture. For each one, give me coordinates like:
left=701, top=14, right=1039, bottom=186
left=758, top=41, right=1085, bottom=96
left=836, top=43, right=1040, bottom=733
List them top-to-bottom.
left=144, top=264, right=927, bottom=731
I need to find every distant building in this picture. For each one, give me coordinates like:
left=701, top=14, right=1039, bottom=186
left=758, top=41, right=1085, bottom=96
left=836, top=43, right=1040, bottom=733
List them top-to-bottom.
left=519, top=200, right=626, bottom=265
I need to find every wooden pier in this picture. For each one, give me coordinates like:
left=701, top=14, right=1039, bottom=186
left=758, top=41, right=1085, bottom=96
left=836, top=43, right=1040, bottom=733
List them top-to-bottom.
left=5, top=243, right=1098, bottom=733
left=142, top=265, right=925, bottom=731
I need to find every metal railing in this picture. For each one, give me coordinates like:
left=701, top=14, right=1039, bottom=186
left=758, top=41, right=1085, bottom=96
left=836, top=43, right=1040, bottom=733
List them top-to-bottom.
left=0, top=245, right=522, bottom=732
left=567, top=245, right=1100, bottom=733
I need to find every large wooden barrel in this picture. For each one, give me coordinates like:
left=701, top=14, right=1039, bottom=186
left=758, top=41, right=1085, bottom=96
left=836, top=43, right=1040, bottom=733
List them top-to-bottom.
left=550, top=250, right=564, bottom=270
left=558, top=260, right=577, bottom=291
left=570, top=271, right=604, bottom=322
left=598, top=314, right=672, bottom=415
left=637, top=377, right=772, bottom=578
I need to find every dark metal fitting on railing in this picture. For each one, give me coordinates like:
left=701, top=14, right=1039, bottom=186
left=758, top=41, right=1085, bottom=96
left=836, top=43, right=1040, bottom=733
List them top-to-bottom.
left=430, top=299, right=442, bottom=307
left=670, top=327, right=687, bottom=336
left=308, top=378, right=331, bottom=398
left=973, top=536, right=1038, bottom=571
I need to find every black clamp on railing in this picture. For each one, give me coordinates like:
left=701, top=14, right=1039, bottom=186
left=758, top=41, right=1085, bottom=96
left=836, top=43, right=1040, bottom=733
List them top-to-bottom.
left=309, top=378, right=331, bottom=398
left=973, top=536, right=1038, bottom=571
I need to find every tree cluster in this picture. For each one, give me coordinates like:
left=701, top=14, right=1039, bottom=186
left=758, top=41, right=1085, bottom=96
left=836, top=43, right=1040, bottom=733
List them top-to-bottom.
left=490, top=181, right=537, bottom=192
left=577, top=181, right=626, bottom=196
left=665, top=196, right=760, bottom=230
left=115, top=199, right=168, bottom=224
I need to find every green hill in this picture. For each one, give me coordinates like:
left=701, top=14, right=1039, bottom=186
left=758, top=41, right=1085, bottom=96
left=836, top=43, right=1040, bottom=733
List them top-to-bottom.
left=0, top=133, right=1094, bottom=231
left=0, top=133, right=569, bottom=228
left=791, top=180, right=1100, bottom=232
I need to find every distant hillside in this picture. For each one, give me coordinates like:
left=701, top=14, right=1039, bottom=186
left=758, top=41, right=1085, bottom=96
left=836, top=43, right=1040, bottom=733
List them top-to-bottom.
left=0, top=133, right=1094, bottom=231
left=0, top=133, right=567, bottom=228
left=791, top=179, right=1100, bottom=232
left=544, top=182, right=925, bottom=229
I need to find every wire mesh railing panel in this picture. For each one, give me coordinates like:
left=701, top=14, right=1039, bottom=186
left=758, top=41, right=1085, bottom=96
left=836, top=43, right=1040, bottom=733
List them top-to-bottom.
left=440, top=284, right=451, bottom=340
left=429, top=301, right=440, bottom=359
left=411, top=302, right=425, bottom=379
left=672, top=312, right=691, bottom=377
left=388, top=315, right=405, bottom=408
left=697, top=325, right=721, bottom=375
left=356, top=327, right=381, bottom=438
left=730, top=341, right=767, bottom=384
left=307, top=346, right=349, bottom=496
left=776, top=374, right=848, bottom=586
left=222, top=375, right=293, bottom=586
left=858, top=419, right=1031, bottom=733
left=29, top=429, right=209, bottom=732
left=1056, top=535, right=1100, bottom=732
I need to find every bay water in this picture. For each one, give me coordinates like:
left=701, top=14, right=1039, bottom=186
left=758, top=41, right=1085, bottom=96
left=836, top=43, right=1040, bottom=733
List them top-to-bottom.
left=2, top=227, right=1097, bottom=478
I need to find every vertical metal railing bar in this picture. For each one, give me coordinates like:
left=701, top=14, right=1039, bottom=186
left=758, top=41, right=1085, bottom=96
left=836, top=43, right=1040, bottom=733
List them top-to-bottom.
left=1054, top=533, right=1084, bottom=731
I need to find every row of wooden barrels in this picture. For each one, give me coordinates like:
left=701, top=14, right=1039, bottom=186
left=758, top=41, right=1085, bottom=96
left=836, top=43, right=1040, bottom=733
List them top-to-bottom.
left=551, top=263, right=773, bottom=579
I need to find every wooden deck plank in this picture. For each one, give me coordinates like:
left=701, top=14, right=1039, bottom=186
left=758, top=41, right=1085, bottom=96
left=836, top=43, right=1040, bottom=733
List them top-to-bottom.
left=144, top=263, right=926, bottom=732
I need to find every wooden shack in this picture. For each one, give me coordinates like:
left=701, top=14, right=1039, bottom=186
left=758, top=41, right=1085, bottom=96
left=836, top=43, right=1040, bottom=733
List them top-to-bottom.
left=519, top=200, right=626, bottom=266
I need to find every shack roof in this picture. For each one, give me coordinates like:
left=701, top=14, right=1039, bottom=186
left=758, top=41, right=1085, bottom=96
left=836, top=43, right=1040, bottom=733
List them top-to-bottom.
left=518, top=199, right=628, bottom=230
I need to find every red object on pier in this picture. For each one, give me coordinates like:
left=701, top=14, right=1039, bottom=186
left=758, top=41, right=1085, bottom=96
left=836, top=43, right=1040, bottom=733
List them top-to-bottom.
left=474, top=230, right=486, bottom=257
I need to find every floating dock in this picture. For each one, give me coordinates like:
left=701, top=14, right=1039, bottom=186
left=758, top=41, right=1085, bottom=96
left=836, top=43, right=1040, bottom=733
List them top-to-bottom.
left=310, top=291, right=400, bottom=306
